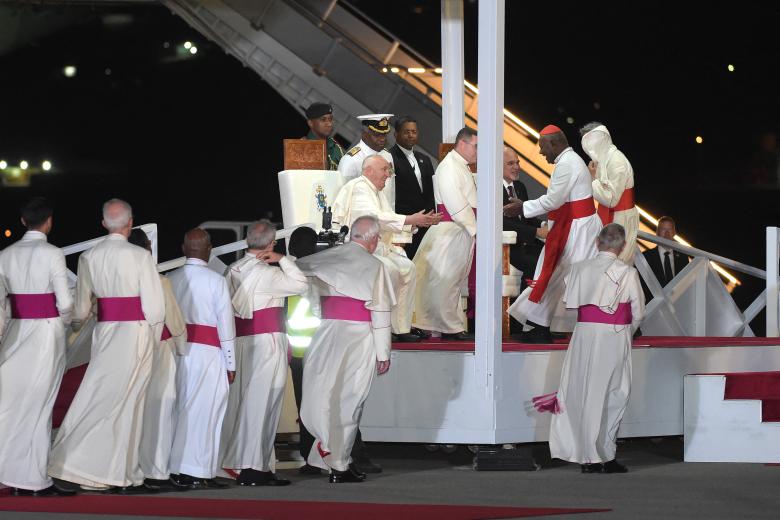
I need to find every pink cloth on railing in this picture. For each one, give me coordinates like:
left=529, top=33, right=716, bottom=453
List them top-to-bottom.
left=9, top=293, right=59, bottom=319
left=97, top=296, right=144, bottom=322
left=321, top=296, right=371, bottom=322
left=577, top=303, right=632, bottom=325
left=235, top=307, right=287, bottom=337
left=186, top=323, right=221, bottom=348
left=532, top=391, right=561, bottom=414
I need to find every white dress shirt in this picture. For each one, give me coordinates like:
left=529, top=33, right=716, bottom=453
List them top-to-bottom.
left=399, top=145, right=423, bottom=191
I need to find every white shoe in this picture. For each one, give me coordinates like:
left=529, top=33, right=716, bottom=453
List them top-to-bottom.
left=79, top=484, right=113, bottom=491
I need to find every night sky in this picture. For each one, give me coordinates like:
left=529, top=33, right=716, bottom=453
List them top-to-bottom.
left=0, top=1, right=778, bottom=319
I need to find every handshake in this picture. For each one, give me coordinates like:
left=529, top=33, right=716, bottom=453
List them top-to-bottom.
left=502, top=197, right=524, bottom=217
left=406, top=209, right=443, bottom=228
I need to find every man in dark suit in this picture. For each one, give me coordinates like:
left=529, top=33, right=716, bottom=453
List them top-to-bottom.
left=389, top=116, right=436, bottom=260
left=502, top=146, right=545, bottom=288
left=641, top=216, right=690, bottom=300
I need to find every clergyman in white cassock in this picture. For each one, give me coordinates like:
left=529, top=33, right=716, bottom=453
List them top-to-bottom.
left=338, top=114, right=396, bottom=208
left=581, top=123, right=638, bottom=264
left=508, top=126, right=602, bottom=339
left=412, top=128, right=478, bottom=338
left=332, top=155, right=440, bottom=341
left=0, top=199, right=75, bottom=496
left=49, top=199, right=165, bottom=491
left=296, top=216, right=395, bottom=483
left=220, top=220, right=307, bottom=487
left=536, top=224, right=644, bottom=473
left=167, top=228, right=236, bottom=487
left=126, top=229, right=188, bottom=490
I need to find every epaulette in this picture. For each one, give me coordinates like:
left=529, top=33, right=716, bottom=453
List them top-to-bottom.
left=347, top=146, right=361, bottom=156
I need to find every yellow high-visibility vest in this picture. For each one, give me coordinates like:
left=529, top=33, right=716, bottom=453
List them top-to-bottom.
left=286, top=295, right=321, bottom=358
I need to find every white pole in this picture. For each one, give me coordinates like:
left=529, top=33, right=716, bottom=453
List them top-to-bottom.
left=440, top=0, right=464, bottom=143
left=474, top=0, right=505, bottom=398
left=767, top=226, right=779, bottom=336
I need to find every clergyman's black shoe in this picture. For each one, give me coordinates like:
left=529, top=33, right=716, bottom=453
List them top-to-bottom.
left=410, top=327, right=431, bottom=339
left=519, top=327, right=552, bottom=344
left=441, top=331, right=474, bottom=341
left=392, top=333, right=422, bottom=343
left=601, top=460, right=628, bottom=473
left=298, top=463, right=323, bottom=476
left=348, top=463, right=367, bottom=480
left=580, top=463, right=603, bottom=474
left=237, top=469, right=291, bottom=486
left=329, top=469, right=365, bottom=483
left=170, top=473, right=206, bottom=489
left=145, top=478, right=190, bottom=492
left=202, top=478, right=230, bottom=488
left=12, top=485, right=77, bottom=497
left=116, top=485, right=158, bottom=495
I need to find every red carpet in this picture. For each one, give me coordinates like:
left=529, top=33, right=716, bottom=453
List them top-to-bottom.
left=52, top=363, right=87, bottom=428
left=723, top=371, right=780, bottom=422
left=0, top=495, right=608, bottom=519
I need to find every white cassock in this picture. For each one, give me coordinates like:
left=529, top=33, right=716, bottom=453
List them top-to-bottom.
left=582, top=125, right=638, bottom=264
left=338, top=140, right=396, bottom=209
left=508, top=147, right=602, bottom=332
left=412, top=149, right=476, bottom=334
left=332, top=175, right=416, bottom=334
left=0, top=231, right=73, bottom=491
left=49, top=234, right=164, bottom=488
left=295, top=241, right=394, bottom=472
left=548, top=251, right=645, bottom=464
left=220, top=254, right=307, bottom=473
left=167, top=258, right=236, bottom=479
left=139, top=275, right=187, bottom=480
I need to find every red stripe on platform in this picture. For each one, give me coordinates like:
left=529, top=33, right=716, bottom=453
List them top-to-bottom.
left=391, top=337, right=780, bottom=353
left=722, top=371, right=780, bottom=422
left=0, top=494, right=608, bottom=519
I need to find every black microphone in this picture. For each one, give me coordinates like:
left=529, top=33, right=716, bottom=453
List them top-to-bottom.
left=322, top=206, right=332, bottom=231
left=338, top=225, right=349, bottom=243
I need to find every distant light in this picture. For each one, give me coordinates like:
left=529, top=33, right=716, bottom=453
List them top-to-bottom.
left=163, top=41, right=170, bottom=49
left=183, top=41, right=192, bottom=49
left=189, top=46, right=198, bottom=55
left=727, top=64, right=735, bottom=72
left=63, top=65, right=77, bottom=78
left=381, top=67, right=388, bottom=73
left=390, top=67, right=400, bottom=73
left=407, top=67, right=426, bottom=74
left=434, top=67, right=443, bottom=74
left=104, top=68, right=112, bottom=76
left=593, top=101, right=601, bottom=110
left=566, top=116, right=575, bottom=124
left=695, top=136, right=703, bottom=144
left=0, top=160, right=6, bottom=169
left=19, top=160, right=28, bottom=170
left=42, top=160, right=52, bottom=171
left=3, top=230, right=10, bottom=238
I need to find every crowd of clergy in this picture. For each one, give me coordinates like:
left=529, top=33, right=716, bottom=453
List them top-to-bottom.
left=0, top=105, right=650, bottom=496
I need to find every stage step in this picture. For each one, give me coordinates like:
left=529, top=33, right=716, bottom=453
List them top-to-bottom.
left=684, top=373, right=780, bottom=463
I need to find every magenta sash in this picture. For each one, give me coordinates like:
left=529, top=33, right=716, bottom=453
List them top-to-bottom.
left=436, top=204, right=476, bottom=224
left=9, top=293, right=59, bottom=319
left=97, top=296, right=144, bottom=322
left=321, top=296, right=371, bottom=322
left=577, top=303, right=632, bottom=325
left=235, top=307, right=286, bottom=337
left=185, top=323, right=221, bottom=348
left=161, top=325, right=172, bottom=342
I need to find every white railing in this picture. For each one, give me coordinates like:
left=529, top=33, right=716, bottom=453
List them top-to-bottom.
left=635, top=227, right=779, bottom=337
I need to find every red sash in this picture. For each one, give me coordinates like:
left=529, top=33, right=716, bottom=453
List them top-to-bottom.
left=597, top=187, right=635, bottom=225
left=529, top=197, right=595, bottom=303
left=9, top=293, right=59, bottom=319
left=321, top=296, right=371, bottom=322
left=97, top=297, right=144, bottom=322
left=577, top=303, right=632, bottom=325
left=235, top=307, right=287, bottom=337
left=186, top=323, right=221, bottom=348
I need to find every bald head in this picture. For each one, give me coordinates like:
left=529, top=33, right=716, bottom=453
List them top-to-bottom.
left=502, top=146, right=521, bottom=183
left=362, top=155, right=393, bottom=191
left=102, top=198, right=133, bottom=236
left=350, top=215, right=380, bottom=254
left=182, top=228, right=212, bottom=262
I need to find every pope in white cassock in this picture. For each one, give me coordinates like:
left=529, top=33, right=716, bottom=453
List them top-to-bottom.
left=338, top=114, right=396, bottom=209
left=581, top=122, right=638, bottom=264
left=507, top=125, right=602, bottom=342
left=412, top=127, right=478, bottom=340
left=332, top=155, right=441, bottom=342
left=0, top=198, right=75, bottom=497
left=49, top=199, right=165, bottom=493
left=296, top=216, right=395, bottom=483
left=220, top=220, right=307, bottom=487
left=533, top=224, right=644, bottom=474
left=168, top=228, right=236, bottom=489
left=126, top=229, right=189, bottom=492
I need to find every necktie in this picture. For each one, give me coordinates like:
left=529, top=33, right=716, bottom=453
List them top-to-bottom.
left=507, top=184, right=517, bottom=199
left=663, top=251, right=673, bottom=284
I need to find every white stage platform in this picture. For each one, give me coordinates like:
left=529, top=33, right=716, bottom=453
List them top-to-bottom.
left=360, top=338, right=780, bottom=445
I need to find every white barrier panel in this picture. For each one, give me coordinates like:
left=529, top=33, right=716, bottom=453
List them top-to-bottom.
left=278, top=170, right=343, bottom=231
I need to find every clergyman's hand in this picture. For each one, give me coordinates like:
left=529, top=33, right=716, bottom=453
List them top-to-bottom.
left=588, top=160, right=598, bottom=179
left=502, top=197, right=524, bottom=217
left=536, top=223, right=549, bottom=239
left=257, top=251, right=283, bottom=264
left=376, top=359, right=391, bottom=375
left=227, top=371, right=236, bottom=384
